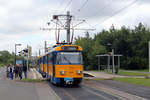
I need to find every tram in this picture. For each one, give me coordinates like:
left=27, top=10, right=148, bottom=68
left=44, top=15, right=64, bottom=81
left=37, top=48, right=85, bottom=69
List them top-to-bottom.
left=38, top=44, right=83, bottom=85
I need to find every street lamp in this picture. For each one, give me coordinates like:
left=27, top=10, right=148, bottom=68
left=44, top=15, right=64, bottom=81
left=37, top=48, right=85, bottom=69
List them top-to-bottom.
left=15, top=44, right=22, bottom=66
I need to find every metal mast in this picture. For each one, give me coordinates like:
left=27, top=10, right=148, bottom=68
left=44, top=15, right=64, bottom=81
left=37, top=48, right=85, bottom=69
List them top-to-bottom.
left=40, top=11, right=95, bottom=45
left=66, top=11, right=72, bottom=43
left=44, top=41, right=47, bottom=53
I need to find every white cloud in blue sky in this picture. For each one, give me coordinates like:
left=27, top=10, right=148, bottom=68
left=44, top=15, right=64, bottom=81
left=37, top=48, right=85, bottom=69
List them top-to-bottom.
left=0, top=0, right=150, bottom=55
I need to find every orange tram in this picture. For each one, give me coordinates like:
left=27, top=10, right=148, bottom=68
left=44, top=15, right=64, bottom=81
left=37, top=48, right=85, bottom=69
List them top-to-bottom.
left=37, top=45, right=83, bottom=85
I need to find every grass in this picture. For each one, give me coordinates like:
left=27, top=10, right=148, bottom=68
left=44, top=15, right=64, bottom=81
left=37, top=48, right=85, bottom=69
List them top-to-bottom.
left=89, top=69, right=148, bottom=76
left=130, top=69, right=149, bottom=72
left=90, top=70, right=106, bottom=72
left=118, top=70, right=148, bottom=76
left=113, top=77, right=150, bottom=87
left=84, top=78, right=106, bottom=81
left=22, top=79, right=43, bottom=82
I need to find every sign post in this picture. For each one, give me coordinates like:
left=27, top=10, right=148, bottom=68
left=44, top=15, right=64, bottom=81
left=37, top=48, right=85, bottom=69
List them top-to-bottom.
left=148, top=41, right=150, bottom=81
left=27, top=45, right=29, bottom=71
left=112, top=49, right=115, bottom=73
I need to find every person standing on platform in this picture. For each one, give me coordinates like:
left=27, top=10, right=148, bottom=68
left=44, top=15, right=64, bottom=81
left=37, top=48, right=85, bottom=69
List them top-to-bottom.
left=6, top=64, right=10, bottom=78
left=8, top=64, right=14, bottom=80
left=18, top=64, right=23, bottom=80
left=23, top=64, right=27, bottom=79
left=14, top=65, right=18, bottom=78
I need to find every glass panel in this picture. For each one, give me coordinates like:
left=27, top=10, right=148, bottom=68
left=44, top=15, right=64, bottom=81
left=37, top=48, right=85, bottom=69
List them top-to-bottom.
left=57, top=52, right=83, bottom=64
left=48, top=53, right=53, bottom=64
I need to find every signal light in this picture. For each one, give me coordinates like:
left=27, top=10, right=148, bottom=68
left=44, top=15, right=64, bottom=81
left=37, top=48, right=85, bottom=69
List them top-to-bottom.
left=53, top=15, right=58, bottom=20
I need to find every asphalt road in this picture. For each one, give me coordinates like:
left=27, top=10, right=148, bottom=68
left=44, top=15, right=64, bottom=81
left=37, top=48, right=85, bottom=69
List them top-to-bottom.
left=0, top=67, right=6, bottom=79
left=1, top=67, right=149, bottom=100
left=48, top=79, right=150, bottom=100
left=96, top=80, right=150, bottom=99
left=49, top=83, right=121, bottom=100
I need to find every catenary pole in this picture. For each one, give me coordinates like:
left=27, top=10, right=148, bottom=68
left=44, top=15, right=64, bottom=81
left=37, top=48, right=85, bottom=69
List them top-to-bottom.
left=66, top=11, right=71, bottom=43
left=45, top=41, right=47, bottom=53
left=148, top=41, right=150, bottom=81
left=15, top=44, right=17, bottom=66
left=27, top=45, right=29, bottom=71
left=112, top=49, right=115, bottom=73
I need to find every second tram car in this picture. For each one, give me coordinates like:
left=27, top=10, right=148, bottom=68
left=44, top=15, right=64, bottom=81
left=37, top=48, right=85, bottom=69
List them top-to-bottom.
left=38, top=45, right=83, bottom=85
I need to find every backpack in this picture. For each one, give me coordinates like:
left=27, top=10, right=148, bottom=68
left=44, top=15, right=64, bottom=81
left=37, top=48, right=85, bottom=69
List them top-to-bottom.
left=10, top=67, right=12, bottom=73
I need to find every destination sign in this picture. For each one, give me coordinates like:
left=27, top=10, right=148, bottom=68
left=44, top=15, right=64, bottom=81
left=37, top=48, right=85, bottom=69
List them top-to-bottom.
left=62, top=46, right=78, bottom=51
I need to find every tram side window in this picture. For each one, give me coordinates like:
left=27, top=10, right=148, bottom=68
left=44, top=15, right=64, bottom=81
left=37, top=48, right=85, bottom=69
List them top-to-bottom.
left=48, top=53, right=53, bottom=64
left=56, top=53, right=61, bottom=64
left=46, top=55, right=48, bottom=64
left=43, top=56, right=47, bottom=64
left=46, top=56, right=48, bottom=64
left=41, top=57, right=44, bottom=64
left=40, top=58, right=42, bottom=64
left=42, top=58, right=43, bottom=64
left=37, top=59, right=39, bottom=65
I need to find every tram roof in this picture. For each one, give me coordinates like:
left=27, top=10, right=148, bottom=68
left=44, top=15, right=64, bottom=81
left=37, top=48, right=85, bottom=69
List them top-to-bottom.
left=39, top=45, right=82, bottom=58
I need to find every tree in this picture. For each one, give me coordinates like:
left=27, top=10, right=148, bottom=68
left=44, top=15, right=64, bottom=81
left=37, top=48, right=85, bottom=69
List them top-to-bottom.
left=74, top=23, right=150, bottom=70
left=75, top=34, right=93, bottom=69
left=88, top=39, right=106, bottom=69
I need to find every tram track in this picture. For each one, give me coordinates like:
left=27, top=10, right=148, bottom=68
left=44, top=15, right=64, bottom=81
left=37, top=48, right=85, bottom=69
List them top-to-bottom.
left=48, top=78, right=150, bottom=100
left=83, top=79, right=148, bottom=100
left=48, top=82, right=121, bottom=100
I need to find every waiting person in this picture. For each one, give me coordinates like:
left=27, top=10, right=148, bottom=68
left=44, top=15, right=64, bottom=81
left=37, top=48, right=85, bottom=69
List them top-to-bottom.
left=6, top=64, right=10, bottom=78
left=8, top=64, right=14, bottom=80
left=18, top=64, right=23, bottom=80
left=23, top=64, right=27, bottom=79
left=14, top=65, right=18, bottom=78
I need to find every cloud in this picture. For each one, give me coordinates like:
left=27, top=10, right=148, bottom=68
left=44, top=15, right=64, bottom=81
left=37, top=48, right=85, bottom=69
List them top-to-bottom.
left=0, top=0, right=150, bottom=55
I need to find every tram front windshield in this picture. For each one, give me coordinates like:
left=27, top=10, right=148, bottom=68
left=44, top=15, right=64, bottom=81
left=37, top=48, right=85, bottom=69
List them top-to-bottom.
left=56, top=52, right=83, bottom=65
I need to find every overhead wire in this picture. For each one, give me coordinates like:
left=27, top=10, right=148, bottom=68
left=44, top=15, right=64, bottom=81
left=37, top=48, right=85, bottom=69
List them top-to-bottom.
left=50, top=0, right=138, bottom=43
left=51, top=0, right=66, bottom=14
left=57, top=0, right=65, bottom=9
left=63, top=0, right=73, bottom=13
left=74, top=0, right=113, bottom=31
left=77, top=0, right=89, bottom=12
left=82, top=0, right=114, bottom=30
left=86, top=0, right=113, bottom=18
left=94, top=0, right=139, bottom=27
left=84, top=21, right=96, bottom=29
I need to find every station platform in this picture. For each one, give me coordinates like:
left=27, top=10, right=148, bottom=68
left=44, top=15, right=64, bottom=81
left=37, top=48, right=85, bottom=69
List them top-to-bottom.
left=84, top=71, right=126, bottom=79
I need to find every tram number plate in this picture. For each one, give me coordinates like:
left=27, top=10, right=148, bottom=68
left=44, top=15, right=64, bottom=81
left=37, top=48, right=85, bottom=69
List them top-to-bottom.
left=69, top=72, right=73, bottom=74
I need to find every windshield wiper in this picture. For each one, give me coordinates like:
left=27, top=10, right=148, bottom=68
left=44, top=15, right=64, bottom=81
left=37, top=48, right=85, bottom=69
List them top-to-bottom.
left=63, top=56, right=72, bottom=64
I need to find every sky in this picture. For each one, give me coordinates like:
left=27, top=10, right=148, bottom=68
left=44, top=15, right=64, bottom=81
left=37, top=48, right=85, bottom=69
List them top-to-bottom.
left=0, top=0, right=150, bottom=55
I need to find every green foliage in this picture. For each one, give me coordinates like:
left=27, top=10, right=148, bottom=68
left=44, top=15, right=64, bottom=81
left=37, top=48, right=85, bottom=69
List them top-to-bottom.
left=75, top=23, right=150, bottom=70
left=75, top=32, right=106, bottom=70
left=87, top=39, right=106, bottom=69
left=0, top=51, right=16, bottom=66
left=0, top=51, right=26, bottom=67
left=0, top=63, right=5, bottom=67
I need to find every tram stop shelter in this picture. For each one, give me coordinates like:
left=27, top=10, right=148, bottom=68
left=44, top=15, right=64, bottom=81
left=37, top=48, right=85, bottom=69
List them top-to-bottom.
left=96, top=54, right=122, bottom=74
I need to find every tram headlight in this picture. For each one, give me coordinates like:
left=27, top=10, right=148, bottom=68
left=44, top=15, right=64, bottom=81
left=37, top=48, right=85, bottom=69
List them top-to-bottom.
left=77, top=70, right=82, bottom=74
left=60, top=71, right=66, bottom=75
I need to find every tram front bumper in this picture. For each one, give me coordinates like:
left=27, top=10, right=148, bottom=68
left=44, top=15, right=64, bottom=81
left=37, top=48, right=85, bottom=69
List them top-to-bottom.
left=64, top=78, right=73, bottom=84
